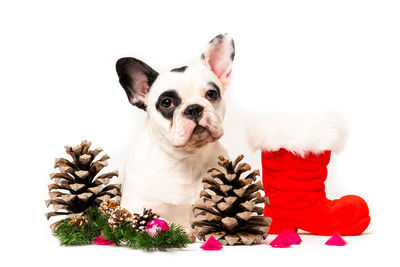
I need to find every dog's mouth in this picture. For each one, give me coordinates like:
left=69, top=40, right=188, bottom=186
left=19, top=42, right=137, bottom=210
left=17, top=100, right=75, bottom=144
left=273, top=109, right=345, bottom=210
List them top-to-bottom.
left=187, top=124, right=220, bottom=148
left=192, top=125, right=207, bottom=135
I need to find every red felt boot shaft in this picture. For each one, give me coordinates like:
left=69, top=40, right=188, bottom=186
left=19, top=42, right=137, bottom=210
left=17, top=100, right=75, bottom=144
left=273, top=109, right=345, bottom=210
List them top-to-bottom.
left=262, top=149, right=370, bottom=236
left=262, top=149, right=330, bottom=209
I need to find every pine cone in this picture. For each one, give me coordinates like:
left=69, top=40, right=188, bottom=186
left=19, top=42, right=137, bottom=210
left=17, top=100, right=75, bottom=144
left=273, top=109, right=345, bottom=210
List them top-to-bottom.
left=45, top=140, right=121, bottom=221
left=191, top=155, right=272, bottom=245
left=100, top=200, right=120, bottom=215
left=108, top=207, right=133, bottom=229
left=132, top=208, right=160, bottom=231
left=70, top=216, right=89, bottom=226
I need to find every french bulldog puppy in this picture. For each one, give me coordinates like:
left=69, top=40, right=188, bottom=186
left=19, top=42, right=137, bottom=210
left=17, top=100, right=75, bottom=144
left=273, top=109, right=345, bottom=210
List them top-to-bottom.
left=115, top=34, right=235, bottom=228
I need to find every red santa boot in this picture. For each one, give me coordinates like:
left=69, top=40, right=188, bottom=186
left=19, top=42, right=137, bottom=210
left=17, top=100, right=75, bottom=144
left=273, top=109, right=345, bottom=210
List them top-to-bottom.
left=248, top=113, right=370, bottom=236
left=262, top=149, right=370, bottom=235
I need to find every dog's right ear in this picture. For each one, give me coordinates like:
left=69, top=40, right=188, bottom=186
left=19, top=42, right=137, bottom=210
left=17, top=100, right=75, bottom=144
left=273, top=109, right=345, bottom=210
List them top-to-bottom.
left=201, top=33, right=235, bottom=88
left=116, top=57, right=159, bottom=110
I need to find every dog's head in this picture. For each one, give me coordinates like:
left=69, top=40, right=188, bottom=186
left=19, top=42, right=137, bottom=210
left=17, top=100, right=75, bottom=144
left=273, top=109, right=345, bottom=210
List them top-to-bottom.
left=116, top=34, right=235, bottom=151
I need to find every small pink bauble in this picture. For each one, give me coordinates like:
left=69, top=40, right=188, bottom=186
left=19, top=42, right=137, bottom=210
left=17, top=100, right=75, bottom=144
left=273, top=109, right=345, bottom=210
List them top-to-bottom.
left=145, top=219, right=169, bottom=237
left=93, top=234, right=115, bottom=246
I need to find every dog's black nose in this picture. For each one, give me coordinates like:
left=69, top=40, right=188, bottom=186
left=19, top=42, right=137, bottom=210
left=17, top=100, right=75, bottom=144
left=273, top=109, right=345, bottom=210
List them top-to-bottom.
left=184, top=104, right=204, bottom=121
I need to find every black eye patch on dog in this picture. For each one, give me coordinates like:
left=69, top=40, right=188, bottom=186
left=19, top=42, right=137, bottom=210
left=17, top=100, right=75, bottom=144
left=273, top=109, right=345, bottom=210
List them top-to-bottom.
left=155, top=90, right=182, bottom=120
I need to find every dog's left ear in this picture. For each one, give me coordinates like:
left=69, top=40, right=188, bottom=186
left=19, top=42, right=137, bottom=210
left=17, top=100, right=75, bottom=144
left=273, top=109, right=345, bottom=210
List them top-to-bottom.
left=201, top=33, right=235, bottom=87
left=116, top=57, right=159, bottom=110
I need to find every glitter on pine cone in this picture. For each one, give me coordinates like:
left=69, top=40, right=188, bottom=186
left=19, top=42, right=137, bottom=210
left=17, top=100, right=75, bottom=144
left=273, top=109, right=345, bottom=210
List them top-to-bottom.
left=191, top=154, right=272, bottom=246
left=100, top=200, right=120, bottom=215
left=108, top=206, right=133, bottom=229
left=132, top=208, right=160, bottom=231
left=69, top=216, right=89, bottom=226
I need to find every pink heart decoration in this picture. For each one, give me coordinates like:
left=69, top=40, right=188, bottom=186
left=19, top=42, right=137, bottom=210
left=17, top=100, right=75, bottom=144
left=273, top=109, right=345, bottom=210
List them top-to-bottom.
left=270, top=229, right=302, bottom=248
left=325, top=232, right=347, bottom=246
left=94, top=234, right=115, bottom=246
left=200, top=236, right=223, bottom=250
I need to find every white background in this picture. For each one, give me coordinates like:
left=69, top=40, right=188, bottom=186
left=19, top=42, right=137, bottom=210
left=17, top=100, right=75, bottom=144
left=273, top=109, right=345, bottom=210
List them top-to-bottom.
left=1, top=0, right=399, bottom=266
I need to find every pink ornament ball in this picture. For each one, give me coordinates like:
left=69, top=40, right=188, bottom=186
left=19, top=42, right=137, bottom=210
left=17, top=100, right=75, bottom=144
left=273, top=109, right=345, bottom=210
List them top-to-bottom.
left=145, top=219, right=169, bottom=237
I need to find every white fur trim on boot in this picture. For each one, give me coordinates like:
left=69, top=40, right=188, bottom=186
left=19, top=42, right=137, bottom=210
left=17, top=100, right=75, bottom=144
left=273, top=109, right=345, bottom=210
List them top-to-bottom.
left=246, top=112, right=348, bottom=157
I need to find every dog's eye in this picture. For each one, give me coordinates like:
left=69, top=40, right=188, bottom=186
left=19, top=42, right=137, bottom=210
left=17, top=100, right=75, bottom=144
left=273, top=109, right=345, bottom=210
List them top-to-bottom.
left=206, top=89, right=218, bottom=101
left=161, top=98, right=174, bottom=109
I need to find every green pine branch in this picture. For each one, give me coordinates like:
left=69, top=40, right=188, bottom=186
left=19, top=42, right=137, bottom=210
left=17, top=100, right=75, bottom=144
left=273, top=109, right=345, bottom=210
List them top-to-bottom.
left=52, top=206, right=191, bottom=251
left=125, top=223, right=190, bottom=251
